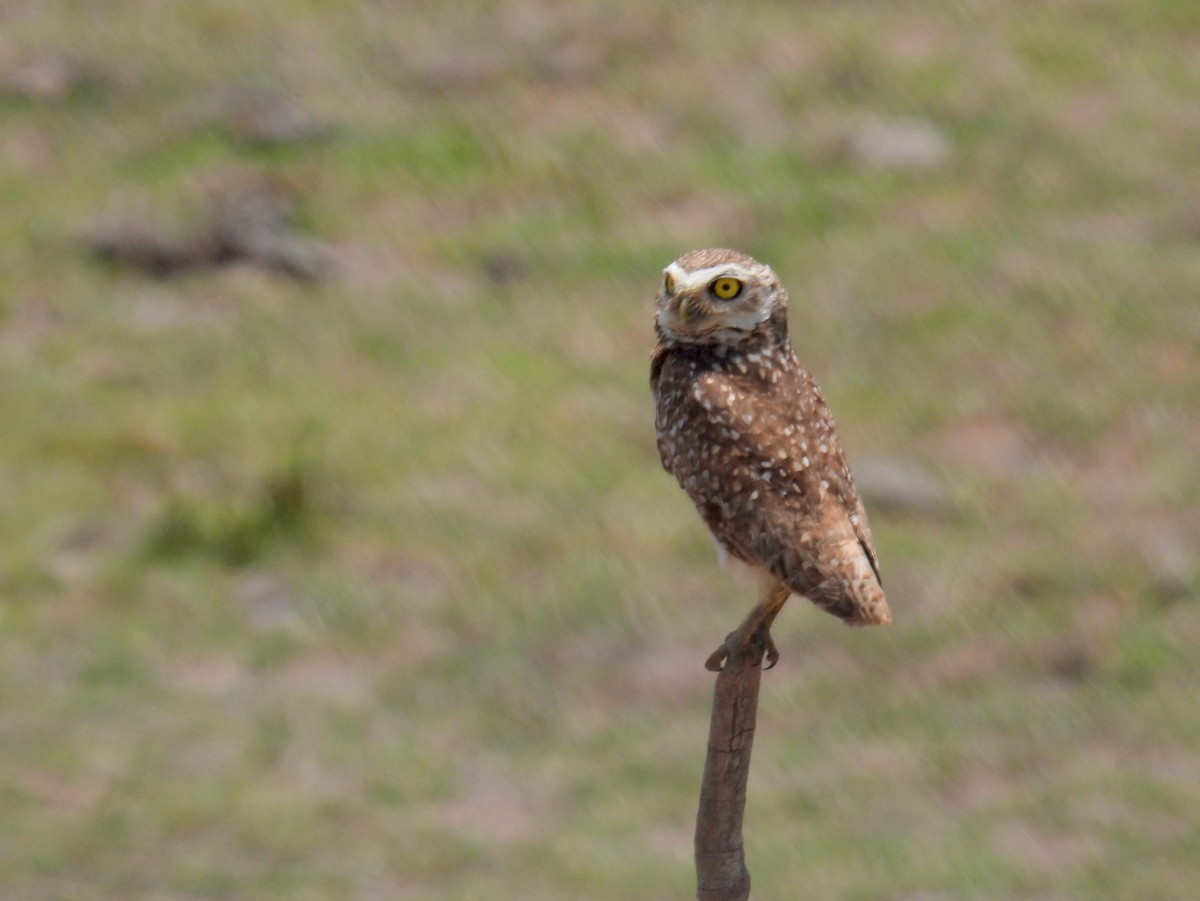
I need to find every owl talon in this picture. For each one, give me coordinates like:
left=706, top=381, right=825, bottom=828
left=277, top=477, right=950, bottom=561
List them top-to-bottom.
left=704, top=631, right=738, bottom=672
left=762, top=631, right=780, bottom=670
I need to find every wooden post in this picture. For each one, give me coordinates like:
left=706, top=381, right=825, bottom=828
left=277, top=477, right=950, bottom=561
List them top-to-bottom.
left=694, top=633, right=768, bottom=900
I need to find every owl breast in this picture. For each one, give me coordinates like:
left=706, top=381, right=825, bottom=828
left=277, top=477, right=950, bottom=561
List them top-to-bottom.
left=653, top=337, right=814, bottom=553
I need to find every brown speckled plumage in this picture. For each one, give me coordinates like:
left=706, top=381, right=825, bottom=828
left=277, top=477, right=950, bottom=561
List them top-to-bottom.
left=651, top=249, right=889, bottom=666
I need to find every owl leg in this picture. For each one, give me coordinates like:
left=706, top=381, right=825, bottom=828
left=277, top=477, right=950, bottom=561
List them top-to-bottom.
left=704, top=582, right=792, bottom=672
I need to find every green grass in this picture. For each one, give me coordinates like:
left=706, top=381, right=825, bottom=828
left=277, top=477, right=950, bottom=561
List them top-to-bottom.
left=1, top=1, right=1199, bottom=898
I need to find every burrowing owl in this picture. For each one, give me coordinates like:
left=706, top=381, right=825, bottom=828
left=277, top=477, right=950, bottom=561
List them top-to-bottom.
left=651, top=248, right=891, bottom=670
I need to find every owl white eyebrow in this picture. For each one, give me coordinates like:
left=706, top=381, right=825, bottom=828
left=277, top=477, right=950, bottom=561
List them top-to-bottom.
left=665, top=262, right=754, bottom=293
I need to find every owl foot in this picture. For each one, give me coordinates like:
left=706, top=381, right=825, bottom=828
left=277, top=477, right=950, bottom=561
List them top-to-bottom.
left=704, top=626, right=780, bottom=672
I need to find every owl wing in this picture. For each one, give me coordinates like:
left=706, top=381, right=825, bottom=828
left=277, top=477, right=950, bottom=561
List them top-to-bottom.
left=690, top=369, right=890, bottom=626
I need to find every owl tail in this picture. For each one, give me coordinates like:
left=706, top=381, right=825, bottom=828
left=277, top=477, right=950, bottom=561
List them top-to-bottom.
left=809, top=576, right=891, bottom=626
left=843, top=584, right=892, bottom=627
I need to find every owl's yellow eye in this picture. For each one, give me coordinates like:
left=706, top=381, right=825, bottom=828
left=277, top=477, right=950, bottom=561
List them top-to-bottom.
left=664, top=273, right=676, bottom=294
left=711, top=277, right=742, bottom=300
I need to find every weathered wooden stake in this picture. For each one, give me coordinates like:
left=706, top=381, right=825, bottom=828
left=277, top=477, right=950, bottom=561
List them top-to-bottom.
left=694, top=631, right=770, bottom=900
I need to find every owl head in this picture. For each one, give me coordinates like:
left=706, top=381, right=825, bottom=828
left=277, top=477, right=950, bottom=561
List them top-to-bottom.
left=655, top=248, right=786, bottom=346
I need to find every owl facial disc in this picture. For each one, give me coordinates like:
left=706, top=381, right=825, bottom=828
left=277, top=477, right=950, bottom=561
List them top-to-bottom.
left=655, top=259, right=776, bottom=344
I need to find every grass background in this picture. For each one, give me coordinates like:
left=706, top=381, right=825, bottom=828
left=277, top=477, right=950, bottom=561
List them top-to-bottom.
left=2, top=1, right=1199, bottom=898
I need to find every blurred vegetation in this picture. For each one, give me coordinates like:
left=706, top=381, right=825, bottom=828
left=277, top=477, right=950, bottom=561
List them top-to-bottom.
left=1, top=1, right=1198, bottom=898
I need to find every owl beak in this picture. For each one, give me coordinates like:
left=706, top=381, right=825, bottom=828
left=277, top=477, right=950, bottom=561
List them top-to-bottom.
left=657, top=291, right=703, bottom=334
left=676, top=293, right=701, bottom=323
